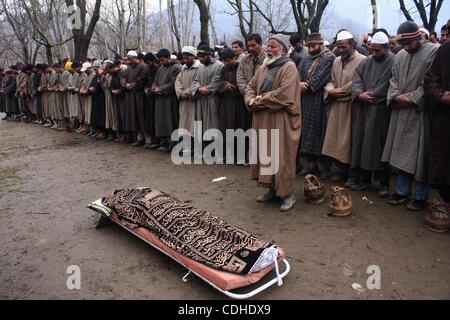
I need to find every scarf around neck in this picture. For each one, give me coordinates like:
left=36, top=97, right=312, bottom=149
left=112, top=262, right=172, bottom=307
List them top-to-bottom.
left=259, top=55, right=291, bottom=94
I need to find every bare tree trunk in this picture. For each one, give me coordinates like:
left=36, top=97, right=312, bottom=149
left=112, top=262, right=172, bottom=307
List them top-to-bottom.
left=65, top=0, right=102, bottom=61
left=142, top=0, right=146, bottom=50
left=168, top=0, right=181, bottom=52
left=194, top=0, right=210, bottom=45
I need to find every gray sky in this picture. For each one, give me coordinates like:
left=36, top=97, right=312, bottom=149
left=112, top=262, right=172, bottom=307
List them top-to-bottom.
left=208, top=0, right=449, bottom=40
left=329, top=0, right=449, bottom=34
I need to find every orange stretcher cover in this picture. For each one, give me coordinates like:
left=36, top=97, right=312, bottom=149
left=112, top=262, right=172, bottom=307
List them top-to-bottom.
left=108, top=212, right=285, bottom=292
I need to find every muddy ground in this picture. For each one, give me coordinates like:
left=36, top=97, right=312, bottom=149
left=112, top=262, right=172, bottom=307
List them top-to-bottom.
left=0, top=117, right=449, bottom=300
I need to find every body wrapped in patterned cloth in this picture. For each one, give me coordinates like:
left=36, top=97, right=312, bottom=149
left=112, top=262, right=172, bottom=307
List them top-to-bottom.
left=102, top=188, right=277, bottom=275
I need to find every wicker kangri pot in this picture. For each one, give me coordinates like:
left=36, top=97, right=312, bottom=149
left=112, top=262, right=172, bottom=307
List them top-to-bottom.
left=304, top=174, right=326, bottom=204
left=329, top=186, right=353, bottom=217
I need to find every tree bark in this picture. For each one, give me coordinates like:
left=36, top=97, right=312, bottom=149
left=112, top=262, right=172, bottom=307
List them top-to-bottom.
left=65, top=0, right=102, bottom=61
left=194, top=0, right=210, bottom=45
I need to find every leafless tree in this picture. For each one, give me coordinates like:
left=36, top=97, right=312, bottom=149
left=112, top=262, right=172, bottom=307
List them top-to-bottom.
left=64, top=0, right=102, bottom=61
left=194, top=0, right=210, bottom=45
left=253, top=0, right=329, bottom=39
left=399, top=0, right=444, bottom=32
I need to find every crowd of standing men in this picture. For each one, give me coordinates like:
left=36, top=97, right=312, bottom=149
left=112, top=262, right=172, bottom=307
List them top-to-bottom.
left=0, top=19, right=449, bottom=217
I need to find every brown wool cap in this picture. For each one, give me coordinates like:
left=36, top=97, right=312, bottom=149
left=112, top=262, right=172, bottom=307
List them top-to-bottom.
left=306, top=33, right=324, bottom=46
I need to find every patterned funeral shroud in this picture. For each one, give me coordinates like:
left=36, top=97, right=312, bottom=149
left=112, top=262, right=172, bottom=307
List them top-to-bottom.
left=102, top=188, right=276, bottom=275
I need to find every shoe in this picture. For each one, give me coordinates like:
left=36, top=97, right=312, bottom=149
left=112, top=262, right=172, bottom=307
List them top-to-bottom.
left=1, top=116, right=7, bottom=121
left=43, top=122, right=52, bottom=128
left=97, top=133, right=107, bottom=140
left=132, top=140, right=146, bottom=147
left=147, top=143, right=160, bottom=149
left=157, top=146, right=170, bottom=152
left=299, top=166, right=318, bottom=177
left=320, top=171, right=333, bottom=181
left=331, top=173, right=346, bottom=183
left=345, top=177, right=359, bottom=189
left=351, top=181, right=372, bottom=191
left=378, top=185, right=390, bottom=198
left=256, top=188, right=277, bottom=203
left=388, top=193, right=411, bottom=206
left=280, top=195, right=296, bottom=212
left=406, top=199, right=428, bottom=212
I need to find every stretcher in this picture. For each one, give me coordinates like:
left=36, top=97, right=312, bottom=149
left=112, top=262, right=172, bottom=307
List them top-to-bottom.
left=88, top=199, right=290, bottom=299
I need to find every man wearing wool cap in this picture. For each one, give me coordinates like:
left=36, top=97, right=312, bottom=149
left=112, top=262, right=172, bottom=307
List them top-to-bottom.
left=382, top=21, right=439, bottom=211
left=244, top=34, right=301, bottom=212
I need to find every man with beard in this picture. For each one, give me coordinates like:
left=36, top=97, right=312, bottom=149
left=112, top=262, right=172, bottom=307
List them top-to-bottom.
left=425, top=20, right=450, bottom=224
left=382, top=21, right=439, bottom=211
left=322, top=30, right=366, bottom=184
left=350, top=31, right=395, bottom=196
left=289, top=32, right=309, bottom=68
left=298, top=33, right=336, bottom=178
left=245, top=34, right=301, bottom=212
left=191, top=45, right=224, bottom=153
left=174, top=46, right=200, bottom=154
left=152, top=49, right=181, bottom=152
left=122, top=51, right=148, bottom=145
left=142, top=53, right=160, bottom=149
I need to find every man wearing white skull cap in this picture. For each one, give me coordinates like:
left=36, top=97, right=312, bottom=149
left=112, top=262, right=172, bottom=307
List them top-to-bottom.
left=350, top=30, right=395, bottom=195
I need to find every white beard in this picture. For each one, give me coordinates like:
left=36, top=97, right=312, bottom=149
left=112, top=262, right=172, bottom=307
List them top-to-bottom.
left=264, top=55, right=282, bottom=66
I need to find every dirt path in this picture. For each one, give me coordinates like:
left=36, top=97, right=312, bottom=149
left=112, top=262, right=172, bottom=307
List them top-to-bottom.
left=0, top=118, right=449, bottom=300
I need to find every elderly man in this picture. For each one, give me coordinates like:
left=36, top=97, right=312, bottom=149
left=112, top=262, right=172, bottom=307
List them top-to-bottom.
left=382, top=21, right=439, bottom=211
left=425, top=21, right=450, bottom=222
left=322, top=30, right=366, bottom=184
left=350, top=31, right=395, bottom=196
left=298, top=33, right=336, bottom=177
left=245, top=34, right=301, bottom=212
left=175, top=46, right=200, bottom=149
